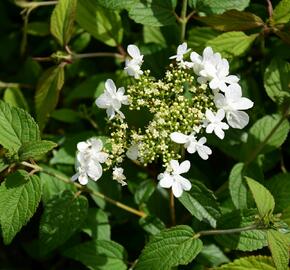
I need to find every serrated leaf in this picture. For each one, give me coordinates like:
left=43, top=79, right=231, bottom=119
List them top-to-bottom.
left=50, top=0, right=77, bottom=46
left=76, top=0, right=123, bottom=47
left=96, top=0, right=137, bottom=10
left=129, top=0, right=177, bottom=27
left=196, top=0, right=250, bottom=15
left=273, top=0, right=290, bottom=25
left=197, top=10, right=264, bottom=31
left=207, top=32, right=257, bottom=58
left=264, top=59, right=290, bottom=104
left=35, top=65, right=65, bottom=131
left=3, top=87, right=29, bottom=111
left=0, top=100, right=40, bottom=152
left=242, top=114, right=290, bottom=160
left=18, top=140, right=57, bottom=161
left=229, top=162, right=263, bottom=209
left=40, top=167, right=76, bottom=204
left=0, top=170, right=42, bottom=244
left=246, top=178, right=275, bottom=218
left=179, top=180, right=221, bottom=228
left=39, top=190, right=88, bottom=254
left=82, top=208, right=111, bottom=240
left=215, top=209, right=267, bottom=251
left=135, top=225, right=203, bottom=270
left=267, top=229, right=289, bottom=270
left=63, top=240, right=127, bottom=270
left=214, top=255, right=276, bottom=270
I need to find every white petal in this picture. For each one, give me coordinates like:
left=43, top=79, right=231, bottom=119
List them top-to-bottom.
left=127, top=44, right=141, bottom=59
left=203, top=47, right=214, bottom=60
left=225, top=75, right=239, bottom=84
left=209, top=78, right=220, bottom=90
left=105, top=79, right=116, bottom=93
left=225, top=83, right=242, bottom=101
left=95, top=93, right=110, bottom=109
left=232, top=97, right=254, bottom=110
left=107, top=107, right=115, bottom=119
left=205, top=109, right=215, bottom=122
left=216, top=109, right=225, bottom=121
left=226, top=111, right=249, bottom=129
left=206, top=124, right=215, bottom=134
left=214, top=126, right=225, bottom=139
left=170, top=132, right=188, bottom=144
left=198, top=137, right=207, bottom=145
left=90, top=138, right=103, bottom=152
left=77, top=141, right=88, bottom=152
left=187, top=142, right=197, bottom=154
left=126, top=144, right=139, bottom=160
left=197, top=145, right=212, bottom=160
left=94, top=152, right=108, bottom=163
left=170, top=160, right=180, bottom=173
left=178, top=160, right=191, bottom=174
left=87, top=162, right=102, bottom=181
left=71, top=172, right=79, bottom=182
left=79, top=173, right=89, bottom=185
left=159, top=173, right=174, bottom=188
left=177, top=176, right=192, bottom=191
left=172, top=181, right=183, bottom=198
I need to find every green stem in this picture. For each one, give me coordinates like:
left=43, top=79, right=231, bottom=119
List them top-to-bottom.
left=180, top=0, right=188, bottom=42
left=15, top=1, right=58, bottom=9
left=73, top=52, right=124, bottom=60
left=21, top=161, right=147, bottom=218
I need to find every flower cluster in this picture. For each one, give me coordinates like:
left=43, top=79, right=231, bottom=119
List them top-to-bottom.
left=73, top=43, right=253, bottom=197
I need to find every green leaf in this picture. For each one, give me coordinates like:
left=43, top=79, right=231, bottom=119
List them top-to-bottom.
left=50, top=0, right=77, bottom=46
left=76, top=0, right=123, bottom=47
left=96, top=0, right=137, bottom=10
left=129, top=0, right=177, bottom=27
left=196, top=0, right=250, bottom=15
left=273, top=0, right=290, bottom=25
left=197, top=10, right=264, bottom=31
left=27, top=22, right=50, bottom=36
left=207, top=32, right=257, bottom=58
left=264, top=59, right=290, bottom=104
left=35, top=65, right=65, bottom=131
left=3, top=87, right=29, bottom=111
left=0, top=100, right=40, bottom=152
left=51, top=108, right=82, bottom=123
left=242, top=114, right=290, bottom=160
left=18, top=140, right=57, bottom=161
left=229, top=162, right=263, bottom=209
left=40, top=167, right=76, bottom=204
left=0, top=170, right=42, bottom=244
left=265, top=173, right=290, bottom=213
left=246, top=177, right=275, bottom=218
left=134, top=179, right=155, bottom=205
left=178, top=180, right=221, bottom=228
left=39, top=190, right=88, bottom=254
left=82, top=208, right=111, bottom=240
left=215, top=209, right=267, bottom=251
left=139, top=215, right=166, bottom=235
left=135, top=225, right=203, bottom=270
left=267, top=229, right=289, bottom=270
left=63, top=240, right=127, bottom=270
left=197, top=244, right=229, bottom=267
left=213, top=255, right=276, bottom=270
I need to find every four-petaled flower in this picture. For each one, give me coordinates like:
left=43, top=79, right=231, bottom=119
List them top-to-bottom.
left=169, top=42, right=191, bottom=62
left=124, top=44, right=144, bottom=79
left=95, top=79, right=129, bottom=120
left=214, top=83, right=254, bottom=129
left=205, top=109, right=229, bottom=139
left=170, top=132, right=212, bottom=160
left=72, top=138, right=108, bottom=185
left=158, top=160, right=192, bottom=197
left=113, top=167, right=127, bottom=186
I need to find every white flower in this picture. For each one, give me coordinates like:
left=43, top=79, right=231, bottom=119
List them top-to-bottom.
left=169, top=42, right=190, bottom=62
left=124, top=44, right=144, bottom=79
left=190, top=47, right=239, bottom=92
left=95, top=79, right=129, bottom=120
left=214, top=83, right=254, bottom=129
left=205, top=109, right=229, bottom=139
left=170, top=132, right=212, bottom=160
left=72, top=138, right=109, bottom=185
left=126, top=144, right=139, bottom=160
left=158, top=160, right=192, bottom=198
left=112, top=167, right=127, bottom=186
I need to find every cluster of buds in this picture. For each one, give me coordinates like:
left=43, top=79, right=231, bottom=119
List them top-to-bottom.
left=73, top=43, right=253, bottom=197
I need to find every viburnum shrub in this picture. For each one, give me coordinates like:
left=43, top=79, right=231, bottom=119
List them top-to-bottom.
left=0, top=0, right=290, bottom=269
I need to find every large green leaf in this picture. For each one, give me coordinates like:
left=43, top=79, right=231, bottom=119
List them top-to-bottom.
left=50, top=0, right=77, bottom=46
left=76, top=0, right=123, bottom=46
left=96, top=0, right=137, bottom=10
left=129, top=0, right=176, bottom=27
left=196, top=0, right=250, bottom=15
left=273, top=0, right=290, bottom=25
left=197, top=10, right=264, bottom=31
left=207, top=32, right=257, bottom=58
left=264, top=59, right=290, bottom=104
left=35, top=65, right=65, bottom=131
left=3, top=87, right=29, bottom=111
left=0, top=100, right=40, bottom=152
left=242, top=114, right=290, bottom=160
left=18, top=140, right=57, bottom=161
left=229, top=162, right=263, bottom=209
left=0, top=170, right=42, bottom=244
left=246, top=178, right=275, bottom=218
left=178, top=180, right=220, bottom=228
left=39, top=190, right=88, bottom=254
left=215, top=209, right=267, bottom=251
left=135, top=225, right=203, bottom=270
left=267, top=229, right=289, bottom=270
left=63, top=240, right=127, bottom=270
left=197, top=244, right=229, bottom=267
left=214, top=256, right=276, bottom=270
